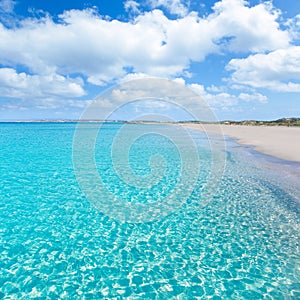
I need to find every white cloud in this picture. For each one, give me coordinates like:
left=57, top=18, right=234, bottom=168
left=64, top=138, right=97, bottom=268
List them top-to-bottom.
left=0, top=0, right=15, bottom=13
left=0, top=0, right=295, bottom=116
left=0, top=0, right=16, bottom=26
left=124, top=0, right=140, bottom=14
left=149, top=0, right=189, bottom=17
left=210, top=0, right=289, bottom=52
left=0, top=1, right=290, bottom=85
left=286, top=14, right=300, bottom=42
left=227, top=46, right=300, bottom=92
left=0, top=68, right=85, bottom=98
left=120, top=73, right=150, bottom=83
left=172, top=77, right=186, bottom=85
left=80, top=78, right=220, bottom=121
left=189, top=83, right=267, bottom=110
left=189, top=83, right=206, bottom=95
left=206, top=85, right=226, bottom=93
left=190, top=86, right=240, bottom=110
left=238, top=92, right=267, bottom=103
left=0, top=98, right=90, bottom=114
left=28, top=99, right=88, bottom=110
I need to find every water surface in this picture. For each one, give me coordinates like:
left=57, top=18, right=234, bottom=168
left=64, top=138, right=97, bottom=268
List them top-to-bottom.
left=0, top=123, right=299, bottom=299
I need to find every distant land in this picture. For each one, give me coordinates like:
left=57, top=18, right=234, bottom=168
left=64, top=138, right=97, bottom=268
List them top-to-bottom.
left=1, top=117, right=300, bottom=126
left=184, top=117, right=300, bottom=127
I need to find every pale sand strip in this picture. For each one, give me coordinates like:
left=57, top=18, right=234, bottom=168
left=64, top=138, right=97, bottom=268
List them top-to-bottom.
left=183, top=124, right=300, bottom=163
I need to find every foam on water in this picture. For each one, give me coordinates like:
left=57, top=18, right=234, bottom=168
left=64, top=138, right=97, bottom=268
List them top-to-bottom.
left=0, top=123, right=299, bottom=299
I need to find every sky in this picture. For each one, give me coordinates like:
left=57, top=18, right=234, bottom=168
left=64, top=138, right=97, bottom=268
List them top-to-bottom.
left=0, top=0, right=299, bottom=121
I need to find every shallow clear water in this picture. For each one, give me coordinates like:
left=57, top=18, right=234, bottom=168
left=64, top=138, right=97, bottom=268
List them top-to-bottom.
left=0, top=123, right=299, bottom=299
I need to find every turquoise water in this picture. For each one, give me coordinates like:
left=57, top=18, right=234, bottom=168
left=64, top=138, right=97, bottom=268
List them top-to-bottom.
left=0, top=123, right=299, bottom=299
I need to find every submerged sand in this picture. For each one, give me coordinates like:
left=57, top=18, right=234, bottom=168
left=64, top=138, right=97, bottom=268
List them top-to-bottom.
left=183, top=124, right=300, bottom=163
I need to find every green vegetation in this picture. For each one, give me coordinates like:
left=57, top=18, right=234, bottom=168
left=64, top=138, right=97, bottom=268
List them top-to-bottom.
left=177, top=118, right=300, bottom=126
left=219, top=118, right=300, bottom=126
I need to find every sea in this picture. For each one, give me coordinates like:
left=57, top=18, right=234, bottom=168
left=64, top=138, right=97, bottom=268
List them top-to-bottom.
left=0, top=122, right=299, bottom=299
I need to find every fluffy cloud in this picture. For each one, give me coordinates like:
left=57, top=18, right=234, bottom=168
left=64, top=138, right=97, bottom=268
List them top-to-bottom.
left=0, top=0, right=290, bottom=85
left=0, top=0, right=295, bottom=116
left=124, top=0, right=141, bottom=14
left=149, top=0, right=189, bottom=17
left=210, top=0, right=289, bottom=52
left=286, top=14, right=300, bottom=42
left=227, top=46, right=300, bottom=92
left=0, top=68, right=85, bottom=98
left=80, top=78, right=220, bottom=121
left=189, top=83, right=267, bottom=110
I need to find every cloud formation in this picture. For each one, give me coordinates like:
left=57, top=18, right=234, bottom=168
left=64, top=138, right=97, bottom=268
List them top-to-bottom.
left=0, top=0, right=298, bottom=116
left=0, top=0, right=290, bottom=84
left=124, top=0, right=141, bottom=14
left=149, top=0, right=189, bottom=17
left=227, top=46, right=300, bottom=92
left=0, top=68, right=85, bottom=98
left=189, top=82, right=267, bottom=111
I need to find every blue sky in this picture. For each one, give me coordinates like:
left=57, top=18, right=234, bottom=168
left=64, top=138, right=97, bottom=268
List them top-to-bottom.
left=0, top=0, right=299, bottom=121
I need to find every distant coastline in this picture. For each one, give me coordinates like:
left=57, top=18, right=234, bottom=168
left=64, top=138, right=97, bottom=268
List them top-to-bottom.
left=1, top=117, right=299, bottom=126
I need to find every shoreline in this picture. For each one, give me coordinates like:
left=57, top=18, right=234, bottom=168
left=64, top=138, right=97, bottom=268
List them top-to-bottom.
left=2, top=121, right=300, bottom=163
left=183, top=124, right=300, bottom=163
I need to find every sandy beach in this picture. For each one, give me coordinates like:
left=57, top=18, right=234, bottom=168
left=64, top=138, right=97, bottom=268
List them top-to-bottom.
left=184, top=124, right=300, bottom=163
